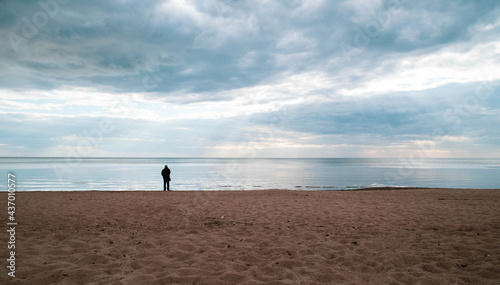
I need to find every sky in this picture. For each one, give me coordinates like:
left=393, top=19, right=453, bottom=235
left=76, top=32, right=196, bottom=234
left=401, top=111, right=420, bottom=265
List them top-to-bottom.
left=1, top=0, right=500, bottom=158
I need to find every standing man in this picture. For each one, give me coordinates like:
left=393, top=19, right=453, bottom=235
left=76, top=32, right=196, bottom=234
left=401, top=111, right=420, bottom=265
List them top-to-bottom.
left=161, top=165, right=171, bottom=191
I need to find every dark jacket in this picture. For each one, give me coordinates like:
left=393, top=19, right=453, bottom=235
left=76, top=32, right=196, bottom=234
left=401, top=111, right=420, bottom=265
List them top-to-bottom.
left=161, top=167, right=171, bottom=181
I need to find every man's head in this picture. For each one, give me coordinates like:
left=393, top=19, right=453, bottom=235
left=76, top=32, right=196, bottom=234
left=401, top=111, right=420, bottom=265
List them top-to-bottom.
left=165, top=165, right=168, bottom=168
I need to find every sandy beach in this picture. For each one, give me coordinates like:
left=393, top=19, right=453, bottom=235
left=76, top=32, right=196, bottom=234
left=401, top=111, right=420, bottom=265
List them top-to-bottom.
left=1, top=188, right=499, bottom=284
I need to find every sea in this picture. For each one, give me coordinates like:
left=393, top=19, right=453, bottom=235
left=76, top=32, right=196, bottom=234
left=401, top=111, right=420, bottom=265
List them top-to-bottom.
left=1, top=157, right=499, bottom=191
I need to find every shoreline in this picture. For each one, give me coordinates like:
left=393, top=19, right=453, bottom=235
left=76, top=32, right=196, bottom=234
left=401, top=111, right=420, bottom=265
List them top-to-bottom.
left=3, top=186, right=499, bottom=192
left=1, top=188, right=499, bottom=284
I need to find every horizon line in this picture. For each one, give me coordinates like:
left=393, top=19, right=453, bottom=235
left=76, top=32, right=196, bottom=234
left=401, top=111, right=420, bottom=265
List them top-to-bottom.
left=0, top=156, right=498, bottom=159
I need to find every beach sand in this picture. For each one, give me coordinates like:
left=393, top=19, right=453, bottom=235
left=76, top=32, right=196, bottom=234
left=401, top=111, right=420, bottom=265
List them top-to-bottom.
left=1, top=188, right=499, bottom=284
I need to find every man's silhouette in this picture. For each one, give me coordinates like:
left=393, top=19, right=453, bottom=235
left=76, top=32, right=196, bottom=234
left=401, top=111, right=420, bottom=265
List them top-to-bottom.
left=161, top=165, right=171, bottom=191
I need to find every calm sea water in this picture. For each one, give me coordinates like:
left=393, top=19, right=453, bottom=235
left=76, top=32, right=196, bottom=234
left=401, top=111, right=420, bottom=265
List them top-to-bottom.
left=0, top=157, right=499, bottom=191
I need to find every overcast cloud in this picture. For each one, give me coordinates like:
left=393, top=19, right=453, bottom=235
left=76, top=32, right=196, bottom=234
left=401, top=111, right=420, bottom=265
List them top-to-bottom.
left=1, top=0, right=499, bottom=157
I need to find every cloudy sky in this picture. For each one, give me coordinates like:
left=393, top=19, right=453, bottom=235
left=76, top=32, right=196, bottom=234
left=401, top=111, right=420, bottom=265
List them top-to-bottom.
left=1, top=0, right=499, bottom=158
